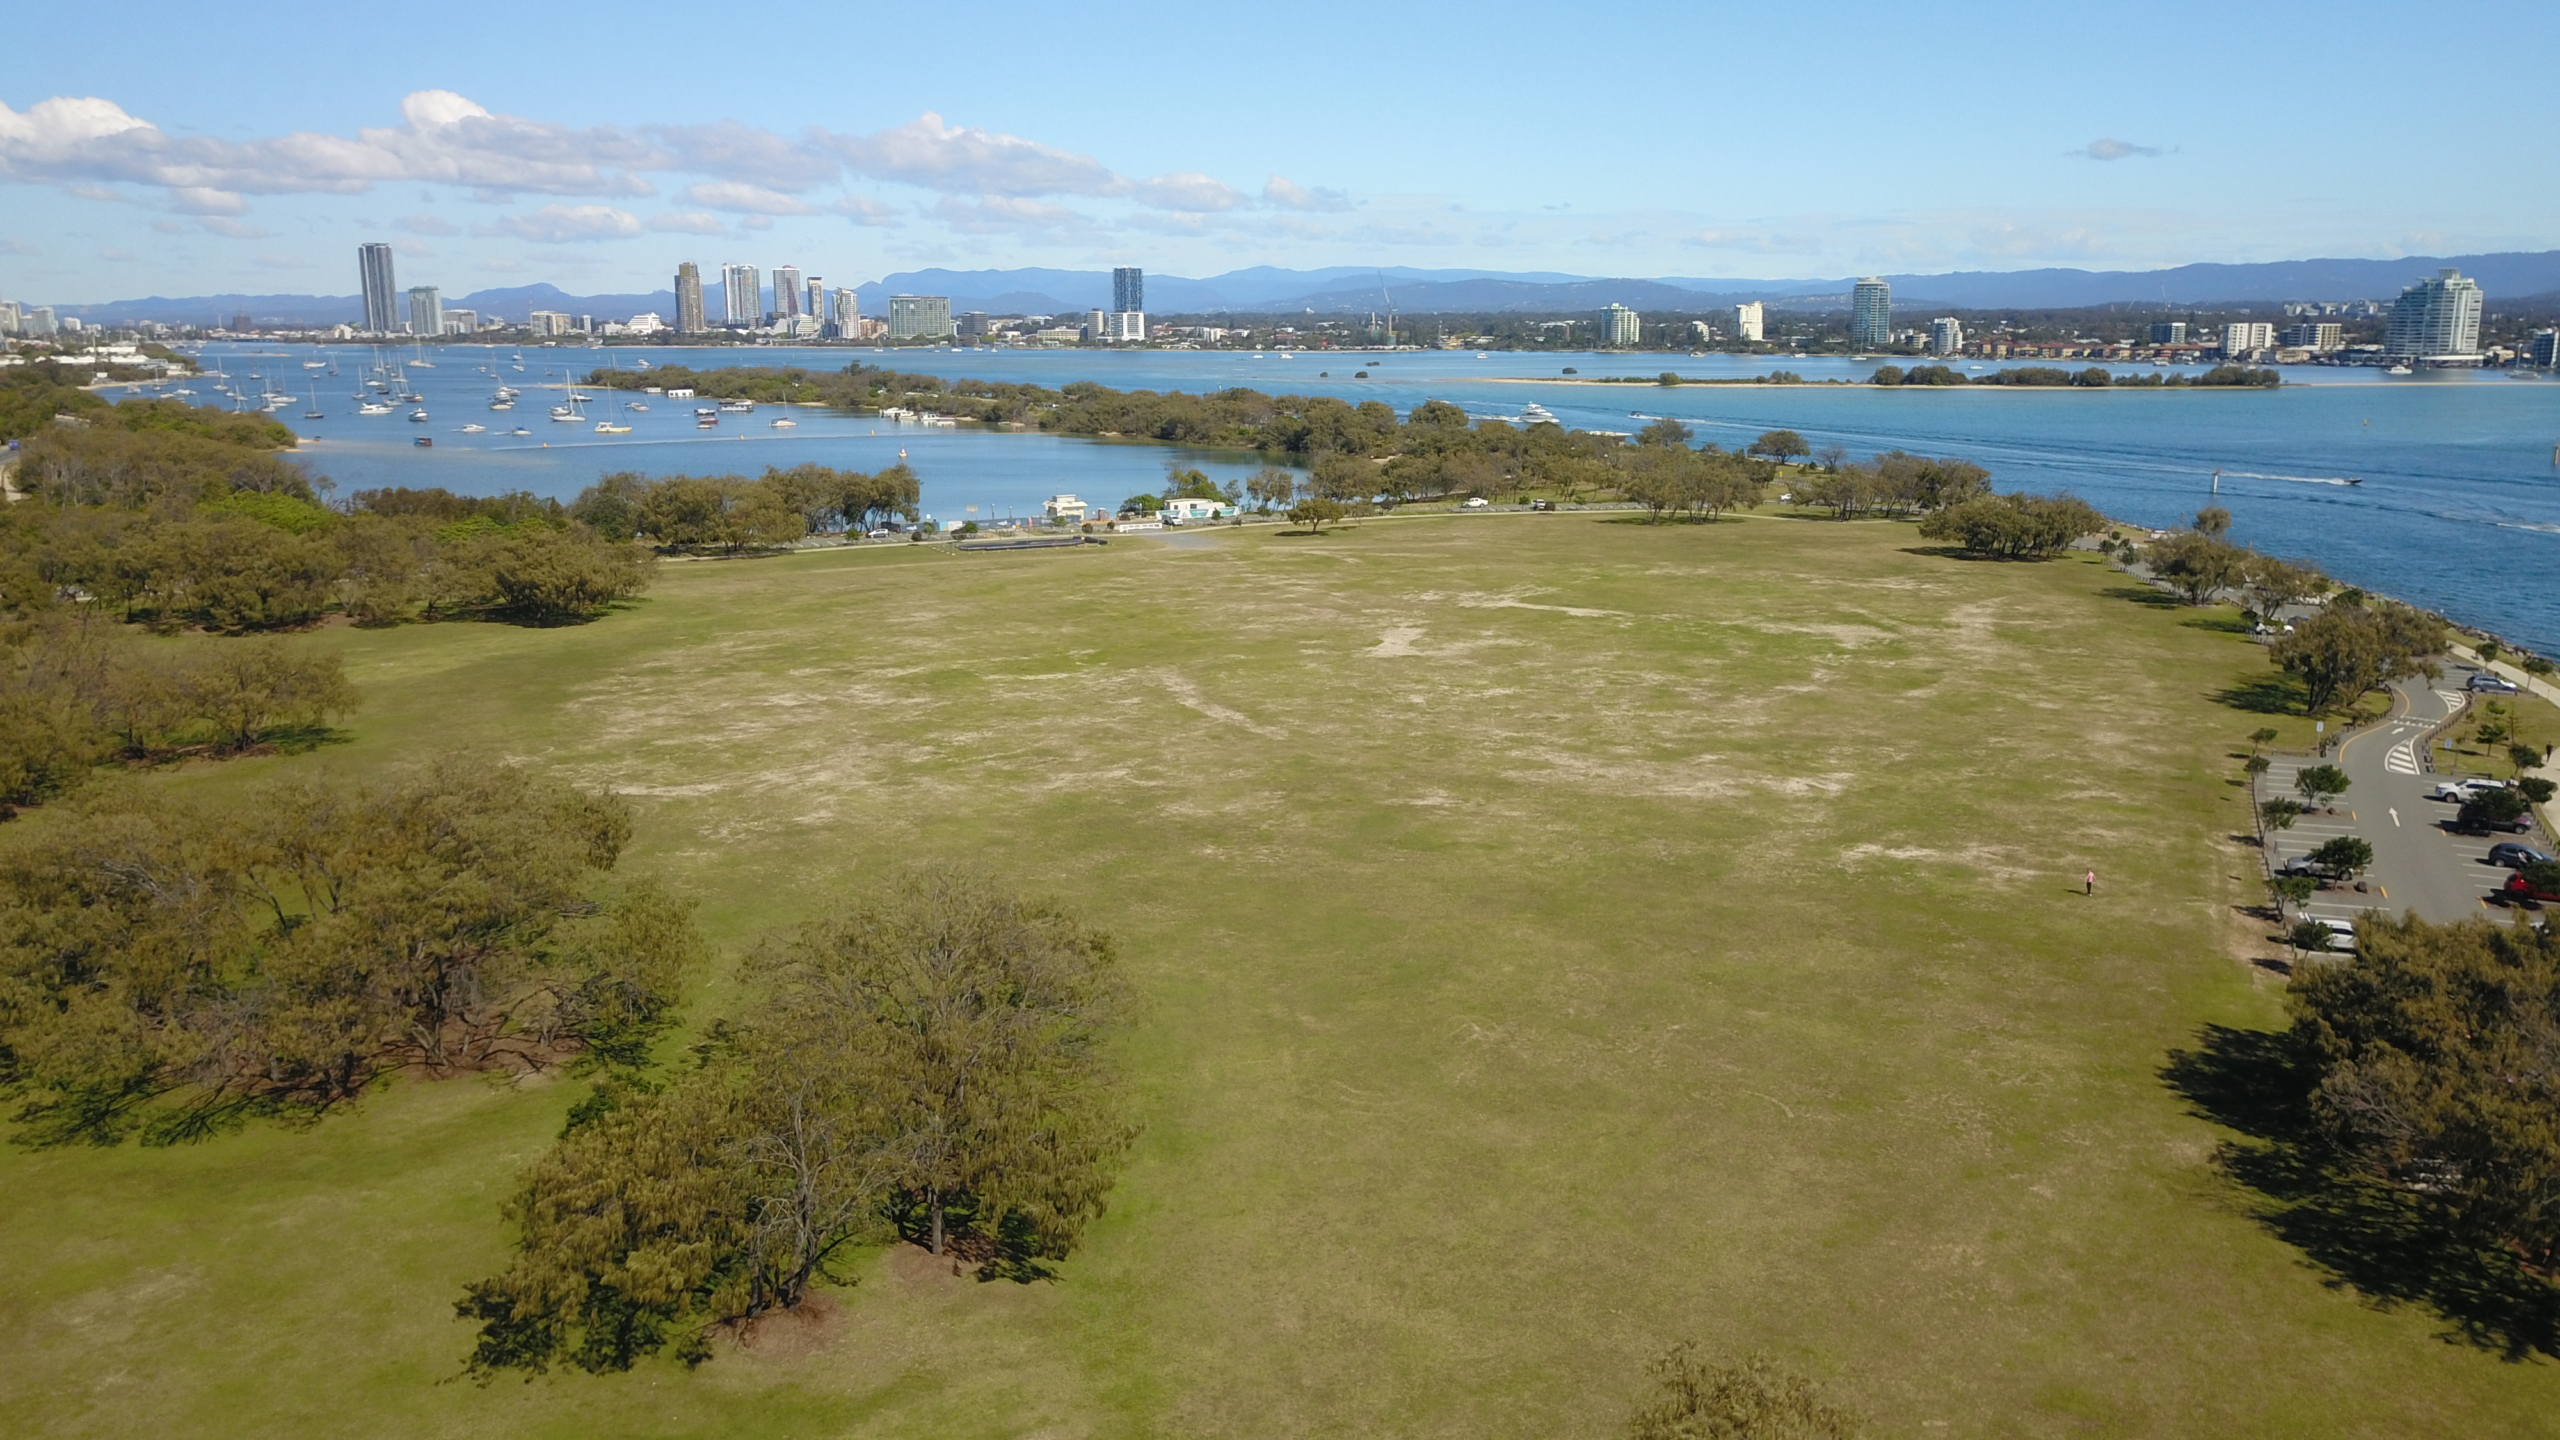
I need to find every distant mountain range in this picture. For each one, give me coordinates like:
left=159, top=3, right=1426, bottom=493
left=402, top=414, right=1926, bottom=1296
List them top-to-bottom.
left=46, top=251, right=2560, bottom=326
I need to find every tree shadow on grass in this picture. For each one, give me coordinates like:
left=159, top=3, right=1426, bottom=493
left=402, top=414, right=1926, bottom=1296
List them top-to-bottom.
left=1897, top=545, right=2053, bottom=562
left=2103, top=584, right=2183, bottom=609
left=2184, top=613, right=2255, bottom=635
left=2215, top=674, right=2305, bottom=716
left=2163, top=1024, right=2560, bottom=1359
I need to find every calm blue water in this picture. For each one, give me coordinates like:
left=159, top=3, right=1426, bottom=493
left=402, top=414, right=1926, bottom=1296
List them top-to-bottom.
left=170, top=342, right=2560, bottom=652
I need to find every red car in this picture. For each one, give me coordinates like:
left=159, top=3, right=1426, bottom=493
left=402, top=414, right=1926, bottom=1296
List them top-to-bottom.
left=2505, top=870, right=2560, bottom=905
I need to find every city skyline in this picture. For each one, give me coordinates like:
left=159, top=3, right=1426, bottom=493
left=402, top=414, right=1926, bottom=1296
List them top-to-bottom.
left=3, top=2, right=2555, bottom=303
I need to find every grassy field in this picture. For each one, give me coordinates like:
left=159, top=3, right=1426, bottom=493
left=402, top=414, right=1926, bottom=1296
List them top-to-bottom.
left=5, top=510, right=2556, bottom=1438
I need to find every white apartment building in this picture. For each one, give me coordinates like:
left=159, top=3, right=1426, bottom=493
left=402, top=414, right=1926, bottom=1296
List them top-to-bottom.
left=2383, top=268, right=2483, bottom=362
left=1849, top=279, right=1892, bottom=348
left=1732, top=301, right=1764, bottom=343
left=1602, top=304, right=1641, bottom=346
left=1105, top=310, right=1147, bottom=343
left=1929, top=317, right=1965, bottom=356
left=2221, top=322, right=2275, bottom=356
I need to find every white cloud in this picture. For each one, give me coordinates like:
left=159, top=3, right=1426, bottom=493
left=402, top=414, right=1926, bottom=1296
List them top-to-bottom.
left=0, top=90, right=660, bottom=200
left=826, top=112, right=1126, bottom=197
left=648, top=119, right=835, bottom=190
left=2076, top=138, right=2162, bottom=161
left=1138, top=171, right=1247, bottom=212
left=1263, top=175, right=1352, bottom=212
left=680, top=180, right=816, bottom=215
left=167, top=186, right=246, bottom=214
left=835, top=195, right=898, bottom=227
left=931, top=195, right=1104, bottom=241
left=491, top=203, right=644, bottom=242
left=648, top=210, right=726, bottom=235
left=396, top=211, right=460, bottom=235
left=740, top=215, right=773, bottom=231
left=197, top=216, right=272, bottom=239
left=1683, top=228, right=1820, bottom=255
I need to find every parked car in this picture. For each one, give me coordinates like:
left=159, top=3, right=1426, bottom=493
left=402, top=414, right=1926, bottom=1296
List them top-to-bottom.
left=1460, top=496, right=1490, bottom=509
left=1529, top=499, right=1556, bottom=511
left=2469, top=672, right=2521, bottom=693
left=2427, top=777, right=2505, bottom=803
left=2488, top=843, right=2553, bottom=869
left=2275, top=856, right=2336, bottom=880
left=2503, top=870, right=2560, bottom=905
left=2313, top=917, right=2359, bottom=952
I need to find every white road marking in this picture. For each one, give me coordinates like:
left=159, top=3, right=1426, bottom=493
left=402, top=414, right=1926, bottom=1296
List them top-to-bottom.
left=2386, top=739, right=2420, bottom=774
left=2389, top=807, right=2401, bottom=827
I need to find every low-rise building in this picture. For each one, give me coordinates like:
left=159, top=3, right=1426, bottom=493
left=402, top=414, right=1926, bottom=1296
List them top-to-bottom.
left=1043, top=494, right=1089, bottom=522
left=1161, top=497, right=1232, bottom=522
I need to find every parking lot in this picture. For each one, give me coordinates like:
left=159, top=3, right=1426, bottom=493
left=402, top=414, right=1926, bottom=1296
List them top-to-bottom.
left=2256, top=668, right=2552, bottom=933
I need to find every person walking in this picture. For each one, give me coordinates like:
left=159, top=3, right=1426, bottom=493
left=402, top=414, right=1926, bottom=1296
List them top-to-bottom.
left=2083, top=869, right=2095, bottom=896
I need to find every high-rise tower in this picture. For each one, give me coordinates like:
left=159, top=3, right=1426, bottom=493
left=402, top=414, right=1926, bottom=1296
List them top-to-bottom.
left=358, top=243, right=399, bottom=333
left=675, top=262, right=706, bottom=334
left=722, top=264, right=761, bottom=326
left=1113, top=266, right=1144, bottom=314
left=2384, top=268, right=2483, bottom=362
left=1849, top=278, right=1891, bottom=348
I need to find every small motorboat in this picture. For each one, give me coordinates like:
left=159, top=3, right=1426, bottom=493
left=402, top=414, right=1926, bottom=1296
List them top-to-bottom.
left=358, top=401, right=392, bottom=416
left=624, top=401, right=648, bottom=411
left=408, top=409, right=429, bottom=422
left=696, top=415, right=719, bottom=428
left=770, top=417, right=797, bottom=428
left=594, top=421, right=632, bottom=434
left=461, top=423, right=486, bottom=434
left=509, top=426, right=530, bottom=436
left=414, top=436, right=434, bottom=447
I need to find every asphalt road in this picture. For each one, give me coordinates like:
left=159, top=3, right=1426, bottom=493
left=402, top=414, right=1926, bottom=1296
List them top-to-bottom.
left=2258, top=667, right=2547, bottom=927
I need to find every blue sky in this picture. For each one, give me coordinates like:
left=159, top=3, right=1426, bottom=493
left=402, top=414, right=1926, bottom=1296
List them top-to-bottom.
left=3, top=0, right=2553, bottom=303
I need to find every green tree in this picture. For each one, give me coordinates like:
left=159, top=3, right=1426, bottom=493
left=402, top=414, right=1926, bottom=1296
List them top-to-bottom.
left=1636, top=418, right=1694, bottom=448
left=1748, top=429, right=1809, bottom=465
left=1245, top=466, right=1296, bottom=512
left=1286, top=497, right=1348, bottom=532
left=2194, top=505, right=2232, bottom=537
left=481, top=527, right=654, bottom=626
left=2143, top=531, right=2247, bottom=606
left=2238, top=554, right=2325, bottom=622
left=2269, top=605, right=2443, bottom=715
left=2250, top=727, right=2281, bottom=753
left=2510, top=742, right=2545, bottom=777
left=0, top=759, right=692, bottom=1147
left=2294, top=764, right=2351, bottom=810
left=2458, top=787, right=2529, bottom=831
left=2260, top=797, right=2304, bottom=830
left=2308, top=835, right=2374, bottom=879
left=746, top=868, right=1133, bottom=1264
left=2268, top=873, right=2319, bottom=911
left=2289, top=913, right=2560, bottom=1266
left=2289, top=917, right=2342, bottom=955
left=1626, top=1345, right=1864, bottom=1440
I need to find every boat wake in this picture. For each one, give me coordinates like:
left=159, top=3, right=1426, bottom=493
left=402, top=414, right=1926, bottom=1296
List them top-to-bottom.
left=2219, top=470, right=2361, bottom=487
